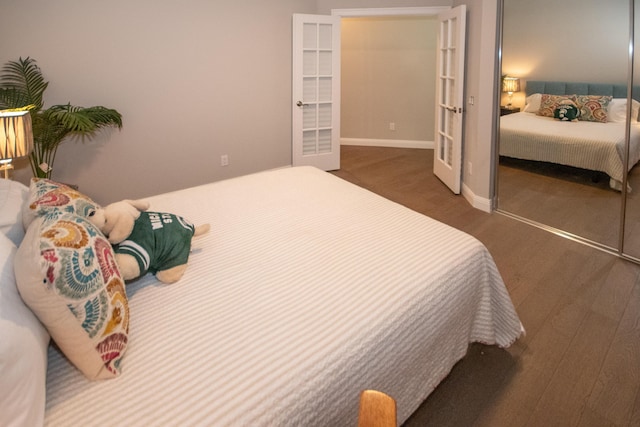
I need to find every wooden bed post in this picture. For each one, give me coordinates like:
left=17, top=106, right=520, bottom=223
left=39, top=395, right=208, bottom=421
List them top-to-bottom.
left=357, top=390, right=397, bottom=427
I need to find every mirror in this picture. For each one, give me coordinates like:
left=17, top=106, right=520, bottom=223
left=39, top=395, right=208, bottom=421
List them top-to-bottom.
left=497, top=0, right=632, bottom=251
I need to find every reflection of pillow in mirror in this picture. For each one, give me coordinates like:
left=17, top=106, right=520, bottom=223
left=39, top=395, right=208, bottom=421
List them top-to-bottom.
left=522, top=93, right=542, bottom=113
left=536, top=94, right=577, bottom=117
left=575, top=95, right=612, bottom=123
left=608, top=98, right=640, bottom=123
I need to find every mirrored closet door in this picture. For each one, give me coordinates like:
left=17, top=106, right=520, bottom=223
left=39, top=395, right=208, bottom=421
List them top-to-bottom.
left=497, top=0, right=640, bottom=261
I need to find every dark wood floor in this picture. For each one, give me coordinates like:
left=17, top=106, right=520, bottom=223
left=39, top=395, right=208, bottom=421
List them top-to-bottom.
left=331, top=145, right=640, bottom=427
left=497, top=156, right=640, bottom=254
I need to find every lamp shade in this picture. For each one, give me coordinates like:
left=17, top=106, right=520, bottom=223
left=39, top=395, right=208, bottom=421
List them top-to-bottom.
left=502, top=77, right=520, bottom=93
left=0, top=110, right=34, bottom=161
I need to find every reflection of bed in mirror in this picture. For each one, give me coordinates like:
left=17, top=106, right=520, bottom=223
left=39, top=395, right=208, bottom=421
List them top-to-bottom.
left=499, top=80, right=640, bottom=190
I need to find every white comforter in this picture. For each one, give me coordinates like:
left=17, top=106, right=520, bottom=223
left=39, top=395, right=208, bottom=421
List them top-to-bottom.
left=500, top=112, right=640, bottom=189
left=44, top=166, right=522, bottom=426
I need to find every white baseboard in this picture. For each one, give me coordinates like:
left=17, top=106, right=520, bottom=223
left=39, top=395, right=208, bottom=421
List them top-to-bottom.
left=341, top=138, right=433, bottom=150
left=462, top=183, right=492, bottom=213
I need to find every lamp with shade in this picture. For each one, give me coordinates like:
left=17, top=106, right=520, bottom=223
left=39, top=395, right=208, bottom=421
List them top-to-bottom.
left=502, top=77, right=520, bottom=109
left=0, top=110, right=34, bottom=179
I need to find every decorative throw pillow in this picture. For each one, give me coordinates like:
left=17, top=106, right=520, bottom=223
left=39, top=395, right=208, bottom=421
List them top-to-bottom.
left=522, top=93, right=542, bottom=113
left=536, top=94, right=577, bottom=117
left=575, top=95, right=612, bottom=123
left=608, top=98, right=640, bottom=123
left=23, top=178, right=100, bottom=230
left=15, top=213, right=129, bottom=380
left=0, top=233, right=50, bottom=427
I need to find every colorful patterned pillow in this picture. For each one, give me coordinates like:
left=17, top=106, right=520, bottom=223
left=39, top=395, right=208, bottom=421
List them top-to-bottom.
left=536, top=94, right=577, bottom=117
left=575, top=95, right=612, bottom=123
left=23, top=178, right=100, bottom=230
left=15, top=213, right=129, bottom=380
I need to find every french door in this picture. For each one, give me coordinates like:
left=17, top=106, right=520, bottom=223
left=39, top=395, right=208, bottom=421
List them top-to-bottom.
left=434, top=5, right=467, bottom=194
left=292, top=14, right=341, bottom=171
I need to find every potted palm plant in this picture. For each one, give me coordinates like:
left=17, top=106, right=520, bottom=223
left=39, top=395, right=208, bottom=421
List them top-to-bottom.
left=0, top=57, right=122, bottom=178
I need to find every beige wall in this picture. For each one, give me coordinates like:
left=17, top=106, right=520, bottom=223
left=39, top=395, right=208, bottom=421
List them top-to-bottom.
left=1, top=0, right=316, bottom=204
left=452, top=0, right=499, bottom=207
left=502, top=0, right=629, bottom=109
left=341, top=16, right=437, bottom=143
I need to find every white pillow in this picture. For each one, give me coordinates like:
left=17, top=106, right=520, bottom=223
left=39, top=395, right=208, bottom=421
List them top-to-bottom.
left=522, top=93, right=542, bottom=113
left=608, top=98, right=640, bottom=123
left=0, top=179, right=29, bottom=246
left=0, top=233, right=50, bottom=427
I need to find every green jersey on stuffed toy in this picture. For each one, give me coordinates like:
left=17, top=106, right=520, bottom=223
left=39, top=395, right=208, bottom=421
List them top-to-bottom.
left=554, top=104, right=580, bottom=121
left=114, top=212, right=196, bottom=277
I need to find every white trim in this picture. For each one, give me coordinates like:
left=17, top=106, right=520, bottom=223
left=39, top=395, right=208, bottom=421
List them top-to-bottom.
left=331, top=7, right=450, bottom=17
left=341, top=138, right=432, bottom=150
left=462, top=183, right=492, bottom=213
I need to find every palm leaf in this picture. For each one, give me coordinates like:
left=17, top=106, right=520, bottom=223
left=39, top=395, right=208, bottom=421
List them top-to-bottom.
left=0, top=57, right=47, bottom=110
left=0, top=88, right=30, bottom=109
left=47, top=104, right=123, bottom=133
left=32, top=113, right=69, bottom=150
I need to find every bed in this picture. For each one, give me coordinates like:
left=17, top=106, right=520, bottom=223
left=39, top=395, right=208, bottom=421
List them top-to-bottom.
left=499, top=80, right=640, bottom=190
left=0, top=166, right=523, bottom=427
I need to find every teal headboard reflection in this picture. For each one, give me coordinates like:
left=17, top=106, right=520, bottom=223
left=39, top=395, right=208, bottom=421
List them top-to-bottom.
left=525, top=80, right=640, bottom=102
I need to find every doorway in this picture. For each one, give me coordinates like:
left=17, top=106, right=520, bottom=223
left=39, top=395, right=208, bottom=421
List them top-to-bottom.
left=333, top=7, right=448, bottom=152
left=340, top=15, right=437, bottom=150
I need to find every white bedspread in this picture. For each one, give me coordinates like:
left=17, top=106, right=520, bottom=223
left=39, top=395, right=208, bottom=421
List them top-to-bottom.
left=500, top=112, right=640, bottom=189
left=44, top=166, right=522, bottom=426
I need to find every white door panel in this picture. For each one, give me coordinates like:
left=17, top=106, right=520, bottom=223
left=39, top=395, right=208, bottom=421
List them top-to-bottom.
left=434, top=5, right=466, bottom=194
left=292, top=14, right=341, bottom=170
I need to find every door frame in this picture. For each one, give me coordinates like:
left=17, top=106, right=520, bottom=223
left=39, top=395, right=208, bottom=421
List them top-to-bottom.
left=332, top=5, right=497, bottom=214
left=330, top=6, right=453, bottom=150
left=333, top=6, right=449, bottom=154
left=331, top=7, right=450, bottom=18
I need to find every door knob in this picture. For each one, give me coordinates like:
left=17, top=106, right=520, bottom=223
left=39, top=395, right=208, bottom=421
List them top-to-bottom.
left=296, top=101, right=309, bottom=107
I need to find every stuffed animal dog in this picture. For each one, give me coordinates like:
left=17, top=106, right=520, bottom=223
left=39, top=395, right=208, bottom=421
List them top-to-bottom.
left=89, top=199, right=210, bottom=283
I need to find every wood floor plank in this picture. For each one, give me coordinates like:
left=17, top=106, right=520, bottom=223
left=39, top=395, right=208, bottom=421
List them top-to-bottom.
left=497, top=158, right=622, bottom=248
left=514, top=246, right=609, bottom=342
left=471, top=250, right=613, bottom=426
left=589, top=259, right=638, bottom=321
left=583, top=275, right=640, bottom=426
left=525, top=310, right=617, bottom=426
left=403, top=344, right=519, bottom=427
left=629, top=389, right=640, bottom=427
left=577, top=407, right=619, bottom=427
